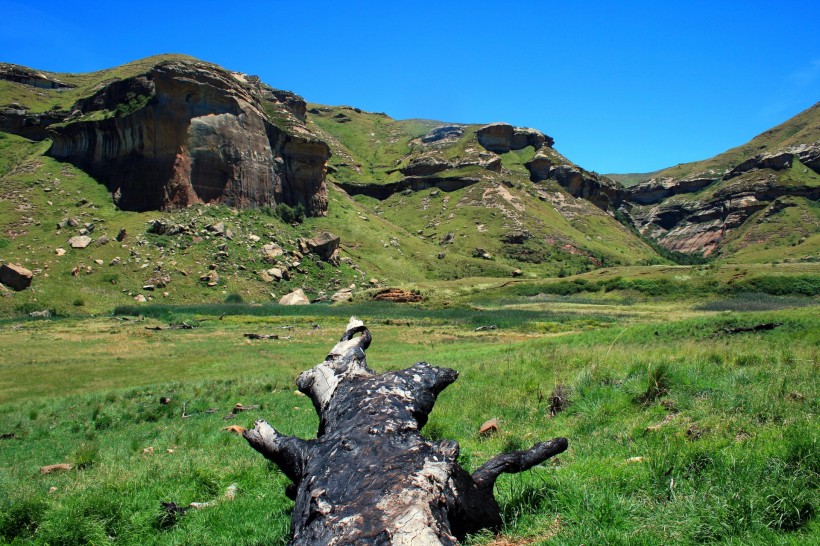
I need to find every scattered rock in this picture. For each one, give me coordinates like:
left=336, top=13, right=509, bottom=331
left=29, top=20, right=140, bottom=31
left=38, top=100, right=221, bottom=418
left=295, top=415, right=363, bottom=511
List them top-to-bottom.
left=116, top=228, right=127, bottom=242
left=440, top=232, right=454, bottom=245
left=96, top=234, right=110, bottom=245
left=68, top=235, right=92, bottom=248
left=262, top=243, right=284, bottom=259
left=55, top=248, right=66, bottom=256
left=472, top=248, right=493, bottom=260
left=109, top=257, right=121, bottom=266
left=0, top=263, right=33, bottom=291
left=512, top=268, right=523, bottom=277
left=200, top=270, right=219, bottom=286
left=259, top=270, right=274, bottom=283
left=279, top=288, right=310, bottom=306
left=134, top=294, right=147, bottom=303
left=29, top=310, right=51, bottom=318
left=479, top=418, right=500, bottom=437
left=223, top=425, right=247, bottom=435
left=142, top=447, right=154, bottom=455
left=40, top=463, right=73, bottom=474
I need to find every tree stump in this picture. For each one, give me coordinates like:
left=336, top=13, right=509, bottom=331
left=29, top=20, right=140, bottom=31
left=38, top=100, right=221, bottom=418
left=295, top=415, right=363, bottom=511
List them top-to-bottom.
left=244, top=318, right=568, bottom=545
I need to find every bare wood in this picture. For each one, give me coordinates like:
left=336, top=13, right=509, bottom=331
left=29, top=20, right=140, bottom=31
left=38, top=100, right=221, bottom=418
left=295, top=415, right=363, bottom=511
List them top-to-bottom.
left=244, top=317, right=568, bottom=545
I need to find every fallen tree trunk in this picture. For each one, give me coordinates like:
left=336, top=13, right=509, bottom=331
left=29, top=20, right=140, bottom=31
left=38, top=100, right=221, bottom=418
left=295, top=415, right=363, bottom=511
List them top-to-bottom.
left=244, top=317, right=568, bottom=545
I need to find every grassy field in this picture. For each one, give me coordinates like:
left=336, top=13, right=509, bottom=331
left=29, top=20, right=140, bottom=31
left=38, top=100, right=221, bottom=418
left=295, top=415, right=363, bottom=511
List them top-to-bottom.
left=0, top=296, right=817, bottom=545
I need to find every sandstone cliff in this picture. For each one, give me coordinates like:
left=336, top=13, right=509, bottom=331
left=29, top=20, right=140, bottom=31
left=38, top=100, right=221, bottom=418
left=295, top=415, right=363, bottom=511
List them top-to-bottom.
left=45, top=60, right=330, bottom=215
left=624, top=142, right=820, bottom=256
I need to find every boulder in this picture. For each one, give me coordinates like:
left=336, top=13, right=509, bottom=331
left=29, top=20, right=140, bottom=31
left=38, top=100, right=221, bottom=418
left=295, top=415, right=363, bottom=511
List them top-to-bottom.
left=306, top=232, right=340, bottom=262
left=68, top=235, right=92, bottom=248
left=262, top=243, right=284, bottom=259
left=0, top=263, right=33, bottom=291
left=330, top=287, right=353, bottom=303
left=279, top=288, right=310, bottom=306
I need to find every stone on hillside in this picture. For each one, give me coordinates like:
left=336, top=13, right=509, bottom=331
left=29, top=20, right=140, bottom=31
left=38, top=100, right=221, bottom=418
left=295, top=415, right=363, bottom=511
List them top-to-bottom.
left=477, top=123, right=554, bottom=154
left=208, top=222, right=226, bottom=235
left=116, top=228, right=127, bottom=241
left=306, top=232, right=340, bottom=262
left=440, top=232, right=455, bottom=245
left=96, top=234, right=110, bottom=245
left=249, top=234, right=261, bottom=242
left=68, top=235, right=92, bottom=248
left=262, top=243, right=284, bottom=259
left=55, top=248, right=66, bottom=256
left=0, top=263, right=33, bottom=291
left=266, top=267, right=287, bottom=281
left=512, top=268, right=523, bottom=277
left=259, top=270, right=274, bottom=283
left=330, top=287, right=353, bottom=303
left=279, top=288, right=310, bottom=306
left=134, top=294, right=147, bottom=303
left=29, top=310, right=51, bottom=318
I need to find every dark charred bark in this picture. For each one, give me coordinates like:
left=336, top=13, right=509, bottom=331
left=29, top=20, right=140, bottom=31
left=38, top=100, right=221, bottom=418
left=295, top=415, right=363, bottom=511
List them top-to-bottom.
left=244, top=318, right=568, bottom=545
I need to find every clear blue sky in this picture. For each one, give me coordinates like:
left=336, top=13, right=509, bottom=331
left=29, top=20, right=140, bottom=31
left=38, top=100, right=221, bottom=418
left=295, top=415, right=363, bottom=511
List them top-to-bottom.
left=2, top=1, right=818, bottom=173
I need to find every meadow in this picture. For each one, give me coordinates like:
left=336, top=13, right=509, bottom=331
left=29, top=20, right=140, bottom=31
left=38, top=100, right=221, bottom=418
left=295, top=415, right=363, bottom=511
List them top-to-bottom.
left=0, top=295, right=817, bottom=545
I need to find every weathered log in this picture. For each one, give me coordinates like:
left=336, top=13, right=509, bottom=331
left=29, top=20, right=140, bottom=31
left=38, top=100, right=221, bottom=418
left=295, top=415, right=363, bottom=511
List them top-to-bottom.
left=244, top=317, right=568, bottom=545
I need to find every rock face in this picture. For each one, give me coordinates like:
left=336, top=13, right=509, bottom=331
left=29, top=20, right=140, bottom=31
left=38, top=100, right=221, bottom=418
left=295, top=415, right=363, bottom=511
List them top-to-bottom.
left=47, top=60, right=330, bottom=216
left=476, top=123, right=554, bottom=153
left=0, top=263, right=33, bottom=291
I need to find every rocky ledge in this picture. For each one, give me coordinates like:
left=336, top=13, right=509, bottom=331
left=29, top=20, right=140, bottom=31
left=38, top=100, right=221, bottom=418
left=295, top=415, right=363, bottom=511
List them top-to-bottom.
left=45, top=60, right=330, bottom=215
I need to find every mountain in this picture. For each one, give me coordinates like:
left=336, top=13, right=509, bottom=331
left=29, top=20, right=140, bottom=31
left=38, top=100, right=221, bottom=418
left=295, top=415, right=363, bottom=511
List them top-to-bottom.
left=0, top=55, right=816, bottom=312
left=618, top=103, right=820, bottom=261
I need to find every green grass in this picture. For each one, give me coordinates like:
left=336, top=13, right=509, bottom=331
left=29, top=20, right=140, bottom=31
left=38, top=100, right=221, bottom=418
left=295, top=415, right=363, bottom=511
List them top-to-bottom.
left=0, top=303, right=816, bottom=544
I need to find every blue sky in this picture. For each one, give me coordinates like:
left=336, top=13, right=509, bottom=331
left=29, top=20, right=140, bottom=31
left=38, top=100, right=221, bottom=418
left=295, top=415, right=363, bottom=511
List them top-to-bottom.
left=2, top=1, right=818, bottom=173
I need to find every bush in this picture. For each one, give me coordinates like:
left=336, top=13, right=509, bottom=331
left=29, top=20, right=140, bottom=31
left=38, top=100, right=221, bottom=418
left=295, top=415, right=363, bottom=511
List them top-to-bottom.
left=272, top=202, right=306, bottom=224
left=224, top=293, right=244, bottom=304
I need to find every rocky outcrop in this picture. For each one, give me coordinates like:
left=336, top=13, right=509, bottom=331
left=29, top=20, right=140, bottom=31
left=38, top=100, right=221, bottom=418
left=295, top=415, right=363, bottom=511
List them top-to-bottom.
left=47, top=60, right=330, bottom=216
left=0, top=63, right=72, bottom=89
left=0, top=105, right=70, bottom=141
left=476, top=123, right=554, bottom=153
left=420, top=125, right=464, bottom=144
left=723, top=142, right=820, bottom=180
left=524, top=149, right=554, bottom=182
left=399, top=155, right=452, bottom=176
left=545, top=165, right=625, bottom=211
left=336, top=176, right=480, bottom=200
left=626, top=176, right=716, bottom=205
